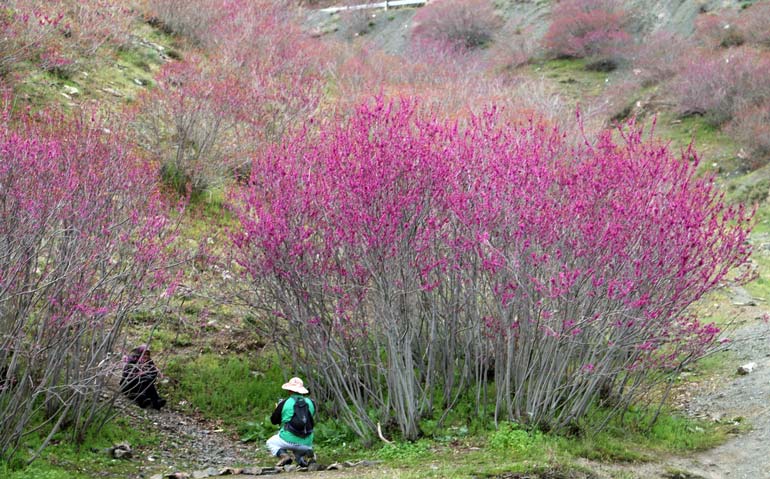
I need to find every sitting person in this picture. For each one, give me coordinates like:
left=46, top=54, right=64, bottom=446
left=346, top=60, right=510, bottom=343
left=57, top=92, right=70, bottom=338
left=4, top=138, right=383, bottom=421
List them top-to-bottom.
left=120, top=345, right=166, bottom=410
left=266, top=376, right=315, bottom=467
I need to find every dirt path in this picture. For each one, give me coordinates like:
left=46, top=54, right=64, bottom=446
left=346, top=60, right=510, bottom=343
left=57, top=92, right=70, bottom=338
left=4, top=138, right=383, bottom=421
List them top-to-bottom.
left=586, top=298, right=770, bottom=479
left=665, top=317, right=770, bottom=479
left=120, top=402, right=257, bottom=477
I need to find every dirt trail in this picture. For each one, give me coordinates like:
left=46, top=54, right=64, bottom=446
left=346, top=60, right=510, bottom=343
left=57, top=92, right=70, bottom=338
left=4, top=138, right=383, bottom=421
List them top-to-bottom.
left=586, top=298, right=770, bottom=479
left=665, top=317, right=770, bottom=479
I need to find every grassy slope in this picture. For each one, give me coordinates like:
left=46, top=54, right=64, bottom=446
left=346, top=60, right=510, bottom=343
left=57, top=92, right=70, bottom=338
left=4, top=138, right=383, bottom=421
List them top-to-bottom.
left=7, top=5, right=770, bottom=479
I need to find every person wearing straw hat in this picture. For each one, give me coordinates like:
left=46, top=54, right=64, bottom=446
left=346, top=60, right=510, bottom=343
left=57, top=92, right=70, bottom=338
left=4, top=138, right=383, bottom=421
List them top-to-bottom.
left=266, top=376, right=316, bottom=467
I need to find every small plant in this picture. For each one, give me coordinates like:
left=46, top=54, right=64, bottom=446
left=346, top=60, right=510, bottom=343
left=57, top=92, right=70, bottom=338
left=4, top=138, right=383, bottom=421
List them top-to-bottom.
left=488, top=423, right=550, bottom=459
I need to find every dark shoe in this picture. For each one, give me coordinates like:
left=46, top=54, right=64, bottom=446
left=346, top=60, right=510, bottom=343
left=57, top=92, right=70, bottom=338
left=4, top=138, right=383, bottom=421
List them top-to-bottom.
left=276, top=452, right=292, bottom=467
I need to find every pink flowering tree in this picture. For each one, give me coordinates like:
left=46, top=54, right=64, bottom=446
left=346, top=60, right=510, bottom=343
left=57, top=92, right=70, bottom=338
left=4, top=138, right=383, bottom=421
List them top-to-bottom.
left=230, top=97, right=752, bottom=440
left=0, top=107, right=179, bottom=461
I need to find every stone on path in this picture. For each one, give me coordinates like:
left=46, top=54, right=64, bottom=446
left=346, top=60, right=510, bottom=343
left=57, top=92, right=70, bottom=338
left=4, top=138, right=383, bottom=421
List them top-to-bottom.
left=737, top=362, right=757, bottom=375
left=110, top=442, right=132, bottom=459
left=192, top=467, right=220, bottom=478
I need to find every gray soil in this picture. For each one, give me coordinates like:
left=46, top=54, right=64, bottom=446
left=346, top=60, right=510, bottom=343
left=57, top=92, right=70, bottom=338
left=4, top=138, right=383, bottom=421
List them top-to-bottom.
left=585, top=295, right=770, bottom=479
left=119, top=401, right=256, bottom=477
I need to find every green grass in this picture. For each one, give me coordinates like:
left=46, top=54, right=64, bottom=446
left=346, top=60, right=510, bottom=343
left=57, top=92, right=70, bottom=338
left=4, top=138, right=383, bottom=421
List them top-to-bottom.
left=529, top=58, right=610, bottom=99
left=165, top=353, right=284, bottom=428
left=2, top=417, right=159, bottom=479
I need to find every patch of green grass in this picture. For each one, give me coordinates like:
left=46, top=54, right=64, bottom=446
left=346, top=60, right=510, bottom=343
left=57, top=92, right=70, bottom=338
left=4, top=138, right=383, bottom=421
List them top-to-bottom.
left=530, top=58, right=609, bottom=99
left=165, top=353, right=284, bottom=428
left=565, top=405, right=726, bottom=462
left=3, top=417, right=158, bottom=479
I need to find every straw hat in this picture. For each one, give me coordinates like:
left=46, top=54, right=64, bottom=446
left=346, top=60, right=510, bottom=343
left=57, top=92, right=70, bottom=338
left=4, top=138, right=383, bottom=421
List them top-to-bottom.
left=281, top=377, right=308, bottom=394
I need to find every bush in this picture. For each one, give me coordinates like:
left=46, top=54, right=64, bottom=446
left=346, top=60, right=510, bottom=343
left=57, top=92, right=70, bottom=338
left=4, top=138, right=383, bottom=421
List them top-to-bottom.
left=411, top=0, right=503, bottom=51
left=542, top=0, right=632, bottom=66
left=738, top=1, right=770, bottom=47
left=695, top=3, right=770, bottom=48
left=695, top=11, right=744, bottom=48
left=488, top=16, right=540, bottom=71
left=630, top=30, right=695, bottom=86
left=673, top=47, right=770, bottom=126
left=134, top=56, right=259, bottom=198
left=231, top=96, right=752, bottom=441
left=728, top=102, right=770, bottom=169
left=0, top=106, right=177, bottom=462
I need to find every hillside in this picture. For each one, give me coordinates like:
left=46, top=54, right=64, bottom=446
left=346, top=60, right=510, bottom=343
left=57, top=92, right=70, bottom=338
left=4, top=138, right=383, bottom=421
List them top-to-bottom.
left=1, top=1, right=770, bottom=479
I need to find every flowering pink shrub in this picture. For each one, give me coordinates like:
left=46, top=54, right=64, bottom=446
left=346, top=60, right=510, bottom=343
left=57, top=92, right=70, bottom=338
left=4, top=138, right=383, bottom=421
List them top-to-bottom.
left=0, top=0, right=134, bottom=79
left=411, top=0, right=503, bottom=51
left=542, top=0, right=632, bottom=66
left=0, top=1, right=62, bottom=74
left=673, top=47, right=770, bottom=126
left=230, top=97, right=752, bottom=439
left=0, top=106, right=178, bottom=460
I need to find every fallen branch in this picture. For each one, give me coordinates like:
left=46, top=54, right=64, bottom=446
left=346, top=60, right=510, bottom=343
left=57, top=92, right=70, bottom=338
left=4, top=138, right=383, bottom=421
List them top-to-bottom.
left=376, top=422, right=392, bottom=444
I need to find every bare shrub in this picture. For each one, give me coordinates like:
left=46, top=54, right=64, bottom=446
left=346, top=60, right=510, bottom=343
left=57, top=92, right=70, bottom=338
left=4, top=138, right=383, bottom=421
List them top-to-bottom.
left=412, top=0, right=503, bottom=51
left=542, top=0, right=632, bottom=67
left=488, top=17, right=540, bottom=72
left=631, top=30, right=695, bottom=86
left=673, top=47, right=770, bottom=126
left=728, top=102, right=770, bottom=169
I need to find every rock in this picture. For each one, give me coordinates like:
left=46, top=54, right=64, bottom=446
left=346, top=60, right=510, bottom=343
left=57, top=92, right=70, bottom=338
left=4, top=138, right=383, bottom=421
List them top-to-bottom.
left=62, top=85, right=80, bottom=96
left=101, top=87, right=123, bottom=97
left=731, top=286, right=758, bottom=306
left=737, top=362, right=757, bottom=375
left=110, top=442, right=132, bottom=459
left=192, top=467, right=219, bottom=479
left=218, top=467, right=242, bottom=475
left=240, top=467, right=262, bottom=475
left=169, top=473, right=190, bottom=479
left=150, top=475, right=164, bottom=479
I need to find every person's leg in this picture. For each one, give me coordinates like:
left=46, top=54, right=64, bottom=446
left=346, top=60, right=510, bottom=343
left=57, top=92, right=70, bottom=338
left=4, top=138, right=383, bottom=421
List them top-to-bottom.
left=266, top=434, right=293, bottom=466
left=291, top=444, right=314, bottom=467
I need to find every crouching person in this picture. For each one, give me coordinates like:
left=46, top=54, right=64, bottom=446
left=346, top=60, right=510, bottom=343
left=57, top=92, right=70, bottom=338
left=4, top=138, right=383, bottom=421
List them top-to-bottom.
left=120, top=345, right=166, bottom=410
left=266, top=376, right=315, bottom=467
